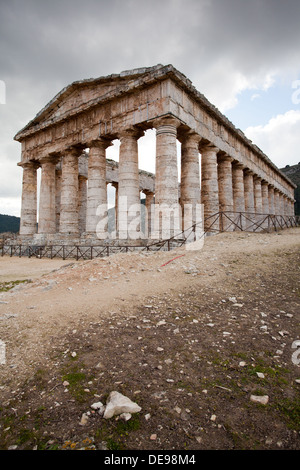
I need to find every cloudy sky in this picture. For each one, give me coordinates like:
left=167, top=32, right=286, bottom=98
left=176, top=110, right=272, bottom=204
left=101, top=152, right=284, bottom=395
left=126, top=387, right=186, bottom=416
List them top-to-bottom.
left=1, top=0, right=300, bottom=216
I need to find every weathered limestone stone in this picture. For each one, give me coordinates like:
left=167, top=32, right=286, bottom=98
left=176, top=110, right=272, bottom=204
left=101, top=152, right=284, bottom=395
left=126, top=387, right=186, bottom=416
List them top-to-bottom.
left=154, top=116, right=180, bottom=237
left=118, top=128, right=142, bottom=239
left=180, top=131, right=201, bottom=230
left=86, top=140, right=110, bottom=237
left=201, top=145, right=219, bottom=232
left=60, top=148, right=80, bottom=235
left=218, top=155, right=234, bottom=231
left=38, top=157, right=57, bottom=234
left=19, top=161, right=38, bottom=235
left=232, top=162, right=245, bottom=230
left=55, top=169, right=62, bottom=232
left=244, top=170, right=255, bottom=230
left=78, top=175, right=87, bottom=234
left=254, top=177, right=263, bottom=215
left=261, top=181, right=269, bottom=214
left=268, top=185, right=275, bottom=215
left=144, top=190, right=155, bottom=237
left=274, top=190, right=280, bottom=215
left=103, top=391, right=141, bottom=419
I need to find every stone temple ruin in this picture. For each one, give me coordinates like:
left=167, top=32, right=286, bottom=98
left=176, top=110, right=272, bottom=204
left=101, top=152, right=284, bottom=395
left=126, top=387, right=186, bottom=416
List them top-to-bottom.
left=14, top=64, right=296, bottom=249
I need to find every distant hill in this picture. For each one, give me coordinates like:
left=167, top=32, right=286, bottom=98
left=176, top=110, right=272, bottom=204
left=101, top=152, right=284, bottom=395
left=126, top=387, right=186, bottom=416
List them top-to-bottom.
left=280, top=163, right=300, bottom=215
left=0, top=214, right=20, bottom=233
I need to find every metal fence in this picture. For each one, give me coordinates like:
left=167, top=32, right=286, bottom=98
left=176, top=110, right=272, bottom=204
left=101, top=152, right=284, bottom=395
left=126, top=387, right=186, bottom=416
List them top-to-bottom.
left=1, top=212, right=299, bottom=260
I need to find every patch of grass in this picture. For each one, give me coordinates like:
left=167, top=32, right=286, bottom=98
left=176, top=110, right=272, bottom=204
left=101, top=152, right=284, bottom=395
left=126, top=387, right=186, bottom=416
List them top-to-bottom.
left=0, top=279, right=31, bottom=292
left=273, top=397, right=300, bottom=431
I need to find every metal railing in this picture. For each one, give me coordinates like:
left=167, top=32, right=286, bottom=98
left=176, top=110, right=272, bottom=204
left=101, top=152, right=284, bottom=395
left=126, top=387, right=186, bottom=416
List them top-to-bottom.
left=1, top=212, right=299, bottom=260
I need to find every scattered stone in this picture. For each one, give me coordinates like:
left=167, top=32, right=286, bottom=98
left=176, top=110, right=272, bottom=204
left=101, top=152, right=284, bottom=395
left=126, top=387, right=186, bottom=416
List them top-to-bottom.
left=256, top=372, right=265, bottom=379
left=103, top=391, right=141, bottom=419
left=250, top=395, right=269, bottom=405
left=91, top=401, right=105, bottom=415
left=120, top=412, right=132, bottom=421
left=79, top=413, right=89, bottom=426
left=150, top=434, right=157, bottom=440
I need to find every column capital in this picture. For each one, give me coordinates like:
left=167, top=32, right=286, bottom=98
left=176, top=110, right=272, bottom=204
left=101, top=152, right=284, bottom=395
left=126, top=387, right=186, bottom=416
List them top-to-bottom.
left=153, top=115, right=181, bottom=130
left=118, top=127, right=144, bottom=141
left=181, top=130, right=201, bottom=146
left=86, top=138, right=113, bottom=150
left=201, top=143, right=219, bottom=154
left=63, top=146, right=84, bottom=158
left=218, top=153, right=233, bottom=163
left=40, top=154, right=60, bottom=166
left=19, top=159, right=40, bottom=170
left=232, top=161, right=245, bottom=170
left=244, top=168, right=254, bottom=176
left=253, top=174, right=262, bottom=182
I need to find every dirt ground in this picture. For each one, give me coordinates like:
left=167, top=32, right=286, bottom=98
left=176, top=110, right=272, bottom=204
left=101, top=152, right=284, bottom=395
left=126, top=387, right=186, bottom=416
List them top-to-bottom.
left=0, top=228, right=299, bottom=451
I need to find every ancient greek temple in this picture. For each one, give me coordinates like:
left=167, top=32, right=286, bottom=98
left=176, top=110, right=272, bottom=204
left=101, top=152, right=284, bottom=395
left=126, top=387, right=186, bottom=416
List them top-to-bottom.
left=14, top=64, right=296, bottom=244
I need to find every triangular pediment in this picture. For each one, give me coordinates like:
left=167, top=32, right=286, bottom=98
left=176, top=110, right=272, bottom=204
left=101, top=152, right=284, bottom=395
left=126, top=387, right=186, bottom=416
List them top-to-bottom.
left=15, top=64, right=176, bottom=140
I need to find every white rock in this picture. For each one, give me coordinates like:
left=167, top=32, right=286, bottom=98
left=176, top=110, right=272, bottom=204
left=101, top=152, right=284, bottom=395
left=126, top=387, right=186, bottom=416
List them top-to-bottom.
left=256, top=372, right=265, bottom=379
left=103, top=391, right=141, bottom=419
left=250, top=395, right=269, bottom=405
left=91, top=401, right=105, bottom=415
left=79, top=413, right=89, bottom=426
left=120, top=413, right=132, bottom=421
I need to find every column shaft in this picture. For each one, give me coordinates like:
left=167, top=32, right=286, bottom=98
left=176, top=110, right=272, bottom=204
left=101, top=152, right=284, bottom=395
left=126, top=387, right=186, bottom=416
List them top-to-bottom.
left=118, top=129, right=142, bottom=239
left=180, top=132, right=201, bottom=230
left=86, top=140, right=110, bottom=237
left=201, top=145, right=219, bottom=232
left=60, top=149, right=79, bottom=234
left=218, top=155, right=234, bottom=231
left=38, top=157, right=57, bottom=234
left=19, top=161, right=38, bottom=235
left=244, top=170, right=255, bottom=230
left=78, top=176, right=87, bottom=234
left=268, top=186, right=275, bottom=215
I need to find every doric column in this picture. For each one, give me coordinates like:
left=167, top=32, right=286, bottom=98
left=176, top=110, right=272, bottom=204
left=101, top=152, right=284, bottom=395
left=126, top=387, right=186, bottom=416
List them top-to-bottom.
left=154, top=116, right=180, bottom=238
left=155, top=117, right=179, bottom=206
left=118, top=128, right=142, bottom=239
left=180, top=131, right=201, bottom=229
left=86, top=140, right=111, bottom=237
left=201, top=145, right=219, bottom=232
left=60, top=148, right=80, bottom=235
left=217, top=155, right=234, bottom=231
left=38, top=156, right=58, bottom=234
left=19, top=161, right=39, bottom=235
left=232, top=163, right=245, bottom=213
left=55, top=168, right=62, bottom=232
left=244, top=169, right=255, bottom=230
left=244, top=170, right=255, bottom=213
left=78, top=175, right=87, bottom=234
left=254, top=176, right=263, bottom=214
left=261, top=181, right=269, bottom=214
left=112, top=182, right=118, bottom=234
left=268, top=185, right=275, bottom=215
left=274, top=190, right=280, bottom=215
left=144, top=191, right=155, bottom=238
left=279, top=193, right=284, bottom=215
left=290, top=199, right=295, bottom=216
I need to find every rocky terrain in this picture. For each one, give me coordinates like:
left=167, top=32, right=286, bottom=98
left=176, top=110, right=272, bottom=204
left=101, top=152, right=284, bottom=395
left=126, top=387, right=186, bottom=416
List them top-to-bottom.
left=0, top=228, right=299, bottom=451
